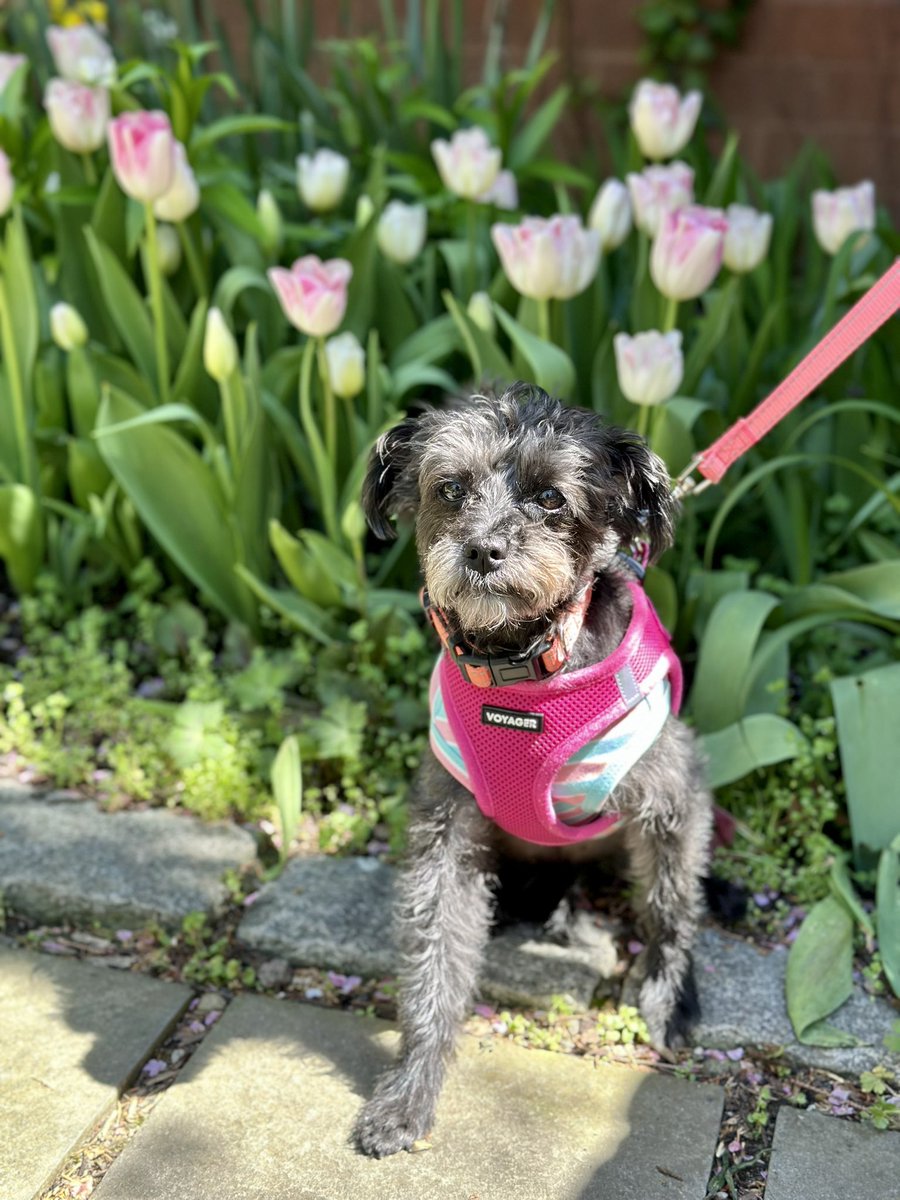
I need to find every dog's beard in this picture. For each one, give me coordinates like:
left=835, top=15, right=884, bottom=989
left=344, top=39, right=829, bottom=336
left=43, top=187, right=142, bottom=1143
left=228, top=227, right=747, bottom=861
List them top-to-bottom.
left=423, top=531, right=578, bottom=637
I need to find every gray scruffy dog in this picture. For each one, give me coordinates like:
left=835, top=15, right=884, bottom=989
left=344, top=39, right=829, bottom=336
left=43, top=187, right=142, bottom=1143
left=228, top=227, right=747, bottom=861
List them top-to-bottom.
left=354, top=384, right=712, bottom=1158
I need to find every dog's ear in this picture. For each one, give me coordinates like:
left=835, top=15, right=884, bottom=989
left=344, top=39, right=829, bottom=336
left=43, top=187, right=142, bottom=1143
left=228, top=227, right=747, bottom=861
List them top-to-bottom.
left=361, top=417, right=419, bottom=540
left=601, top=427, right=676, bottom=563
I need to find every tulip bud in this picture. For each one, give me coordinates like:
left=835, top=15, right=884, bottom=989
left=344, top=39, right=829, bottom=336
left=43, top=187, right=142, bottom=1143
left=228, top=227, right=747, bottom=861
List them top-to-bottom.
left=46, top=24, right=116, bottom=88
left=0, top=53, right=27, bottom=94
left=44, top=79, right=109, bottom=154
left=629, top=79, right=702, bottom=162
left=107, top=110, right=177, bottom=205
left=431, top=127, right=502, bottom=200
left=153, top=142, right=200, bottom=222
left=296, top=149, right=350, bottom=213
left=0, top=150, right=13, bottom=217
left=626, top=162, right=694, bottom=238
left=477, top=168, right=518, bottom=210
left=588, top=179, right=632, bottom=251
left=811, top=181, right=875, bottom=256
left=256, top=188, right=283, bottom=254
left=355, top=193, right=375, bottom=228
left=376, top=200, right=427, bottom=265
left=723, top=204, right=773, bottom=274
left=650, top=205, right=727, bottom=301
left=492, top=215, right=600, bottom=301
left=156, top=223, right=182, bottom=276
left=268, top=255, right=353, bottom=338
left=467, top=291, right=495, bottom=335
left=50, top=302, right=89, bottom=352
left=203, top=308, right=238, bottom=383
left=614, top=330, right=683, bottom=407
left=324, top=332, right=365, bottom=400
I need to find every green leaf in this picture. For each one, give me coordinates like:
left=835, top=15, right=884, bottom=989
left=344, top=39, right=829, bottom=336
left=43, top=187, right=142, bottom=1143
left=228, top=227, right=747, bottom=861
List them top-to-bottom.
left=508, top=84, right=570, bottom=169
left=191, top=114, right=294, bottom=151
left=3, top=210, right=39, bottom=409
left=84, top=227, right=157, bottom=389
left=443, top=290, right=514, bottom=385
left=491, top=301, right=575, bottom=397
left=94, top=387, right=255, bottom=626
left=67, top=439, right=112, bottom=510
left=0, top=483, right=43, bottom=593
left=269, top=519, right=344, bottom=609
left=823, top=563, right=900, bottom=620
left=235, top=564, right=335, bottom=644
left=689, top=590, right=779, bottom=732
left=165, top=699, right=230, bottom=768
left=701, top=715, right=806, bottom=789
left=271, top=734, right=303, bottom=861
left=876, top=838, right=900, bottom=999
left=829, top=857, right=875, bottom=941
left=786, top=896, right=859, bottom=1047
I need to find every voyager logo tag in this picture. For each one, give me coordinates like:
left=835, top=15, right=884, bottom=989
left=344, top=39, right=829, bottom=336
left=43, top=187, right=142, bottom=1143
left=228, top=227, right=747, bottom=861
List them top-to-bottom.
left=481, top=705, right=544, bottom=734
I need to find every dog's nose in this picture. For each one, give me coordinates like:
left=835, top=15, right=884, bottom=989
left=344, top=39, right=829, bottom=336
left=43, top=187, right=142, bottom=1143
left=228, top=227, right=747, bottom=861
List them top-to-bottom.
left=463, top=537, right=508, bottom=575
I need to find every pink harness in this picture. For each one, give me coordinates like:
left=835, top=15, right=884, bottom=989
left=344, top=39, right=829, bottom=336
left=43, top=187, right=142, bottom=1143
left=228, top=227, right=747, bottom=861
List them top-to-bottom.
left=434, top=582, right=682, bottom=846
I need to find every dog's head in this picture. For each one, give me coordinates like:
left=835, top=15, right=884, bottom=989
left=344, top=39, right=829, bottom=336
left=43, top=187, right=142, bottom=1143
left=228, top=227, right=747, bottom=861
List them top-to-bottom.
left=362, top=386, right=675, bottom=636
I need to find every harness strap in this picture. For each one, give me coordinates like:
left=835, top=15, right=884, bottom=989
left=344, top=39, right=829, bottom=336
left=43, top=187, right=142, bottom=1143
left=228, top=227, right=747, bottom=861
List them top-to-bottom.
left=674, top=257, right=900, bottom=497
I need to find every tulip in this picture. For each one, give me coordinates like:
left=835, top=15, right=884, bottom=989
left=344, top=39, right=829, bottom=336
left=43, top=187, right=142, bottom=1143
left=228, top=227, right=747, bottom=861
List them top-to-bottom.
left=46, top=24, right=116, bottom=87
left=0, top=53, right=26, bottom=93
left=44, top=79, right=109, bottom=155
left=629, top=79, right=702, bottom=162
left=107, top=111, right=177, bottom=205
left=431, top=127, right=501, bottom=200
left=153, top=142, right=200, bottom=222
left=296, top=149, right=350, bottom=213
left=0, top=151, right=14, bottom=217
left=626, top=162, right=694, bottom=237
left=477, top=169, right=518, bottom=211
left=588, top=179, right=632, bottom=251
left=811, top=181, right=876, bottom=256
left=257, top=188, right=283, bottom=254
left=355, top=194, right=375, bottom=228
left=376, top=200, right=427, bottom=265
left=723, top=204, right=773, bottom=274
left=650, top=205, right=728, bottom=301
left=492, top=214, right=600, bottom=302
left=156, top=223, right=182, bottom=275
left=268, top=255, right=353, bottom=338
left=467, top=291, right=496, bottom=336
left=50, top=302, right=89, bottom=352
left=203, top=308, right=238, bottom=383
left=614, top=330, right=683, bottom=406
left=324, top=332, right=365, bottom=399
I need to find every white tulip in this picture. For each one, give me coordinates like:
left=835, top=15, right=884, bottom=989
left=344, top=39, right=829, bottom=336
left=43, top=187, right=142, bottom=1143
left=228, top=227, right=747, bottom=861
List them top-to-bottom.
left=296, top=149, right=350, bottom=213
left=588, top=179, right=632, bottom=251
left=376, top=200, right=427, bottom=265
left=324, top=332, right=365, bottom=400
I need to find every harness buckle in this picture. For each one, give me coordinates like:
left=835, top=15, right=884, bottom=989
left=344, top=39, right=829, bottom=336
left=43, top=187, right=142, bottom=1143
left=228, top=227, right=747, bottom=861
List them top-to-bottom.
left=453, top=644, right=552, bottom=687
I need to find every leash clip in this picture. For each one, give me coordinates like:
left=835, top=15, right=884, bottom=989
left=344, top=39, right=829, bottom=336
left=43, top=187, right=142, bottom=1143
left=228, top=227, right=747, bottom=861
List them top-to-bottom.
left=671, top=456, right=712, bottom=503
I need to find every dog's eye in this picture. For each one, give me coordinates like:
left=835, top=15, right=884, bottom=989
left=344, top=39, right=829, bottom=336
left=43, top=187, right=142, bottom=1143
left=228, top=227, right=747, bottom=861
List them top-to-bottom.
left=438, top=480, right=466, bottom=504
left=536, top=487, right=565, bottom=511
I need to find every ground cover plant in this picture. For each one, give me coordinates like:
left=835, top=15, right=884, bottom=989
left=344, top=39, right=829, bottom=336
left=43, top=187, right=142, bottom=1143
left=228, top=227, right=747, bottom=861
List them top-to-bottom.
left=0, top=0, right=898, bottom=1042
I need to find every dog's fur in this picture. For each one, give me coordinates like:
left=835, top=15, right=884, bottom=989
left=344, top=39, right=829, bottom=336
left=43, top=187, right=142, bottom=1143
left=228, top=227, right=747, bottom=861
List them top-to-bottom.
left=353, top=385, right=713, bottom=1158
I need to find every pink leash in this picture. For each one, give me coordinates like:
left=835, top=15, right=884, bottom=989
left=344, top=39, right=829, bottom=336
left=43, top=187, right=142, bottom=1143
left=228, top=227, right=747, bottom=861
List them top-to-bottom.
left=673, top=257, right=900, bottom=499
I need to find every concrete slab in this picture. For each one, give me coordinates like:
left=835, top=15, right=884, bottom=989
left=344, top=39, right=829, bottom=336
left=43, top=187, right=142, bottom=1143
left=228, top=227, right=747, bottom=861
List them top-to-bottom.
left=0, top=785, right=257, bottom=929
left=694, top=927, right=900, bottom=1075
left=0, top=946, right=190, bottom=1200
left=96, top=993, right=724, bottom=1200
left=766, top=1106, right=900, bottom=1200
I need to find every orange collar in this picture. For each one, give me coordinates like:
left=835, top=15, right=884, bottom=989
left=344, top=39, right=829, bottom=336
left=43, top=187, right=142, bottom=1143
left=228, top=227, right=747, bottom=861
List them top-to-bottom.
left=421, top=584, right=594, bottom=688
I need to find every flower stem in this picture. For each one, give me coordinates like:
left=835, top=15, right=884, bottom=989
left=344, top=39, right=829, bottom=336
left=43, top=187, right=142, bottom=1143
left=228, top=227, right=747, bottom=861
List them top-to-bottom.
left=81, top=153, right=97, bottom=186
left=466, top=200, right=478, bottom=297
left=144, top=203, right=170, bottom=404
left=178, top=221, right=207, bottom=299
left=662, top=295, right=679, bottom=333
left=537, top=296, right=551, bottom=343
left=316, top=336, right=337, bottom=470
left=298, top=338, right=340, bottom=544
left=634, top=404, right=650, bottom=441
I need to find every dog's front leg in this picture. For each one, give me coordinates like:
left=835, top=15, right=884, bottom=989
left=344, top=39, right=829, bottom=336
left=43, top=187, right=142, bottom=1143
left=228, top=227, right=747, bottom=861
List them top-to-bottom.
left=353, top=755, right=495, bottom=1157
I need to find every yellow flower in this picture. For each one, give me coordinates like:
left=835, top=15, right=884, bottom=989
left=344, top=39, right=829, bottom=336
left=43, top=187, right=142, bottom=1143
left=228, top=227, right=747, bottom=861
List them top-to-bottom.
left=49, top=0, right=109, bottom=30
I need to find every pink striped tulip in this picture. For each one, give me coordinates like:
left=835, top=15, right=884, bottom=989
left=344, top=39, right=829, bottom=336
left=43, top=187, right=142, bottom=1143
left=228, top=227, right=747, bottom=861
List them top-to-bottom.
left=46, top=24, right=115, bottom=87
left=0, top=53, right=26, bottom=93
left=44, top=79, right=109, bottom=154
left=630, top=80, right=702, bottom=162
left=107, top=111, right=177, bottom=205
left=431, top=127, right=501, bottom=200
left=153, top=142, right=200, bottom=222
left=0, top=150, right=13, bottom=217
left=626, top=162, right=694, bottom=237
left=477, top=169, right=518, bottom=210
left=811, top=182, right=876, bottom=256
left=650, top=205, right=728, bottom=301
left=492, top=215, right=600, bottom=301
left=268, top=256, right=353, bottom=338
left=614, top=331, right=683, bottom=407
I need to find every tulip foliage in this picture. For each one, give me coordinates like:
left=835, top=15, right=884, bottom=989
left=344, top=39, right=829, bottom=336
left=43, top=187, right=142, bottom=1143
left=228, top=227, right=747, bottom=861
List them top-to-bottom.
left=0, top=3, right=898, bottom=941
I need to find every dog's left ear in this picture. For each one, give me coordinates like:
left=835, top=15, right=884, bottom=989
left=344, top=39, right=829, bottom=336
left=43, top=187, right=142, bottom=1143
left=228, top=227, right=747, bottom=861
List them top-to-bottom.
left=361, top=417, right=419, bottom=540
left=602, top=428, right=676, bottom=562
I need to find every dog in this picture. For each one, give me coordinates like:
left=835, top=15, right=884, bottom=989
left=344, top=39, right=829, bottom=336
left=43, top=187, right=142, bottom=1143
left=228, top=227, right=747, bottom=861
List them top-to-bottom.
left=353, top=384, right=713, bottom=1158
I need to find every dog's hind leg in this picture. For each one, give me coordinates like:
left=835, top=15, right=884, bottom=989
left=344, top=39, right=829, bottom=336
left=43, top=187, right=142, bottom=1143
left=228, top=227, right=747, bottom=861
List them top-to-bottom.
left=353, top=756, right=495, bottom=1157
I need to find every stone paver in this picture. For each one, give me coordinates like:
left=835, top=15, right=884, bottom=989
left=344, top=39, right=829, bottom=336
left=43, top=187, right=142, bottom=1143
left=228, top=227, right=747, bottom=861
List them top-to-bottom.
left=0, top=783, right=257, bottom=928
left=237, top=856, right=618, bottom=1007
left=694, top=927, right=900, bottom=1074
left=0, top=946, right=190, bottom=1200
left=96, top=993, right=724, bottom=1200
left=765, top=1106, right=900, bottom=1200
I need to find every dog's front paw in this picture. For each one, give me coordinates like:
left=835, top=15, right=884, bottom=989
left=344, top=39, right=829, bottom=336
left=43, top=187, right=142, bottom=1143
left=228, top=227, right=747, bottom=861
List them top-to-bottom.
left=639, top=965, right=700, bottom=1055
left=353, top=1073, right=433, bottom=1158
